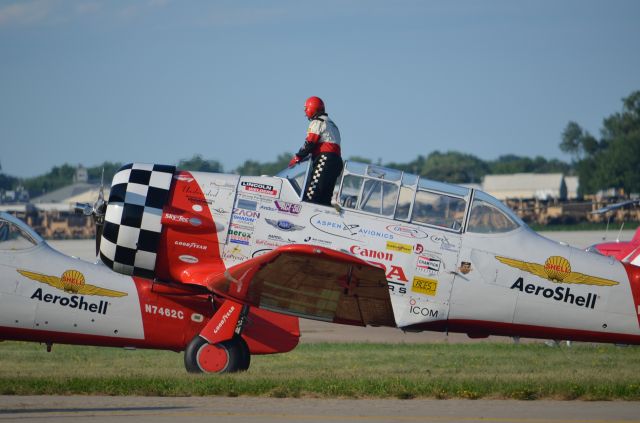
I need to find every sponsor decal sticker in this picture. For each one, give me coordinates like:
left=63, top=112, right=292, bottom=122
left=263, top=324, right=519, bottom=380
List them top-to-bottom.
left=241, top=181, right=278, bottom=196
left=237, top=198, right=258, bottom=211
left=275, top=200, right=302, bottom=215
left=310, top=214, right=392, bottom=241
left=266, top=218, right=305, bottom=232
left=386, top=224, right=428, bottom=239
left=429, top=234, right=458, bottom=252
left=303, top=236, right=332, bottom=246
left=174, top=240, right=208, bottom=250
left=386, top=241, right=412, bottom=254
left=414, top=243, right=424, bottom=254
left=350, top=245, right=393, bottom=261
left=417, top=253, right=441, bottom=274
left=179, top=254, right=199, bottom=264
left=496, top=255, right=619, bottom=286
left=458, top=261, right=472, bottom=275
left=18, top=269, right=127, bottom=315
left=412, top=276, right=438, bottom=296
left=510, top=277, right=597, bottom=309
left=409, top=298, right=439, bottom=318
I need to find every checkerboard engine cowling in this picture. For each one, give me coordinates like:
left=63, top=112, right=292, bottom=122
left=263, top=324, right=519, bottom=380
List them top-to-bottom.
left=99, top=163, right=175, bottom=278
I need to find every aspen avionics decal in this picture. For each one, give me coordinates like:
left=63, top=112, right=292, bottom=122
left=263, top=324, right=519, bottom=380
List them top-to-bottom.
left=495, top=255, right=619, bottom=286
left=17, top=269, right=127, bottom=315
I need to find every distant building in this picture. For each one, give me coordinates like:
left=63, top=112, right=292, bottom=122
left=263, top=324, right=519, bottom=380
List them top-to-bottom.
left=482, top=173, right=567, bottom=201
left=564, top=176, right=580, bottom=200
left=30, top=182, right=99, bottom=204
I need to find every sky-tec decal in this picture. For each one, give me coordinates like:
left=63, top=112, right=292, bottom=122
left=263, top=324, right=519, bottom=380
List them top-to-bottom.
left=496, top=255, right=619, bottom=286
left=510, top=277, right=597, bottom=309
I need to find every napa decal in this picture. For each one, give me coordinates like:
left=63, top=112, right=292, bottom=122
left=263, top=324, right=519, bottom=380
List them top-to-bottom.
left=386, top=241, right=412, bottom=254
left=495, top=255, right=619, bottom=286
left=17, top=269, right=127, bottom=315
left=412, top=276, right=438, bottom=296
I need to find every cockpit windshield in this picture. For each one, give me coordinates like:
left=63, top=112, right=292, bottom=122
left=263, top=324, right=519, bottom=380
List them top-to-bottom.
left=276, top=160, right=312, bottom=197
left=466, top=191, right=523, bottom=233
left=0, top=213, right=41, bottom=250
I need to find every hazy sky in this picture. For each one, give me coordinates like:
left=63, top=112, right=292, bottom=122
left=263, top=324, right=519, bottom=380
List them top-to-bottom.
left=1, top=0, right=639, bottom=178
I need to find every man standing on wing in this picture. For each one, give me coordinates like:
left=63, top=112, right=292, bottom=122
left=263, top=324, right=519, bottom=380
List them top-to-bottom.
left=289, top=96, right=343, bottom=205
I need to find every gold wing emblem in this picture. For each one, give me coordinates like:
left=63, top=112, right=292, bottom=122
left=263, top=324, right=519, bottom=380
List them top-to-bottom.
left=495, top=256, right=548, bottom=279
left=17, top=269, right=64, bottom=290
left=17, top=269, right=128, bottom=297
left=564, top=272, right=619, bottom=287
left=76, top=284, right=128, bottom=297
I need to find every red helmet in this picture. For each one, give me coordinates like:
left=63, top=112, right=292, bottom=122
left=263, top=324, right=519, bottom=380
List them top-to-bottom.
left=304, top=96, right=325, bottom=119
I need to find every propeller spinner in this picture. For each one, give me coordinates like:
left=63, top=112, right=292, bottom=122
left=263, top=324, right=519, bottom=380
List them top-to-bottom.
left=74, top=170, right=106, bottom=256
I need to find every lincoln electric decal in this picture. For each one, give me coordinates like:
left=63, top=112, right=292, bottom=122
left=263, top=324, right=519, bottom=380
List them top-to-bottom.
left=495, top=256, right=619, bottom=286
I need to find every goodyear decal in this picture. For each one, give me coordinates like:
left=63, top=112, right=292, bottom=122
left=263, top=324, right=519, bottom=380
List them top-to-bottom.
left=412, top=276, right=438, bottom=296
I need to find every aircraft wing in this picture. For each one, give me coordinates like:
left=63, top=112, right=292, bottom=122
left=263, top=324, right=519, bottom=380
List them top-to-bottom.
left=204, top=244, right=396, bottom=327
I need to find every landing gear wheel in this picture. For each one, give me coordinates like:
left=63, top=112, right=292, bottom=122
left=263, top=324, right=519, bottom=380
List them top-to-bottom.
left=184, top=335, right=243, bottom=374
left=237, top=336, right=251, bottom=371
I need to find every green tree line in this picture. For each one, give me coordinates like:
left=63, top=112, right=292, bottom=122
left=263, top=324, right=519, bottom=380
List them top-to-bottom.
left=1, top=90, right=638, bottom=198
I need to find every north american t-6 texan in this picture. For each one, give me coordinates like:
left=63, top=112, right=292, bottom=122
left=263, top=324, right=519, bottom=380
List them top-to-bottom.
left=1, top=160, right=639, bottom=373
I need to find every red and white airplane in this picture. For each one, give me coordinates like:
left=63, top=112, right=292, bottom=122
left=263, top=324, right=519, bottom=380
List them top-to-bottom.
left=2, top=160, right=640, bottom=373
left=588, top=200, right=640, bottom=264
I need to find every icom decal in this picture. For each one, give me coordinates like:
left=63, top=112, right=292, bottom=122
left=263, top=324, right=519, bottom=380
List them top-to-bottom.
left=241, top=181, right=278, bottom=196
left=266, top=219, right=305, bottom=232
left=386, top=224, right=427, bottom=239
left=496, top=255, right=619, bottom=286
left=18, top=269, right=127, bottom=315
left=412, top=276, right=438, bottom=296
left=511, top=277, right=597, bottom=309
left=409, top=298, right=439, bottom=318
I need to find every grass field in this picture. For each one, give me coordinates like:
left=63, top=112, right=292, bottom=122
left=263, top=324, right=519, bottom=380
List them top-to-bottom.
left=1, top=341, right=640, bottom=400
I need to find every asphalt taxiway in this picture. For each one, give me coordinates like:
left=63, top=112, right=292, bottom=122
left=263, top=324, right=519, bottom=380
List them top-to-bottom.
left=1, top=396, right=639, bottom=423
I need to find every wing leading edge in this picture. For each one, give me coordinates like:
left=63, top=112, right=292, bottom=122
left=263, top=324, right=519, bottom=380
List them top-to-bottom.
left=205, top=244, right=396, bottom=327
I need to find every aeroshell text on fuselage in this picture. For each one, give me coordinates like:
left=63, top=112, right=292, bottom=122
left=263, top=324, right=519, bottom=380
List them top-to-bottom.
left=30, top=288, right=110, bottom=314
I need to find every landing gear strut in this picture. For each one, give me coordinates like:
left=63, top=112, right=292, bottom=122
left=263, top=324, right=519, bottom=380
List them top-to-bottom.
left=184, top=300, right=251, bottom=374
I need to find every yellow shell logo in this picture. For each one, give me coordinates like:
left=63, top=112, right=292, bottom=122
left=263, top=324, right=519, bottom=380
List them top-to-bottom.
left=543, top=256, right=571, bottom=281
left=17, top=269, right=128, bottom=297
left=60, top=270, right=85, bottom=293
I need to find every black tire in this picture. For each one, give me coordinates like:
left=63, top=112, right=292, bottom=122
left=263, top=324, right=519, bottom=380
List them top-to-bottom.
left=183, top=335, right=243, bottom=374
left=236, top=336, right=251, bottom=371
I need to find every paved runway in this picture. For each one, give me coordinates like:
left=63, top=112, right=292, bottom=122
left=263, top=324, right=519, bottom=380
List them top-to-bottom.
left=1, top=396, right=639, bottom=423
